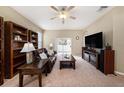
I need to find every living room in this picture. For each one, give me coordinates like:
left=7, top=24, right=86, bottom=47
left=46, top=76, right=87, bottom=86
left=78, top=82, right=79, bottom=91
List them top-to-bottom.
left=0, top=1, right=124, bottom=92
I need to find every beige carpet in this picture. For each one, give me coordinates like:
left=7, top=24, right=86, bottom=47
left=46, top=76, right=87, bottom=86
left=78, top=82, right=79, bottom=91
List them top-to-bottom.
left=2, top=56, right=124, bottom=87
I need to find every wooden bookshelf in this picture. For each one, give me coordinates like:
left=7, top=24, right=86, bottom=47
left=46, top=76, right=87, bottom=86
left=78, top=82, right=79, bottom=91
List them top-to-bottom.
left=0, top=17, right=4, bottom=85
left=4, top=21, right=28, bottom=79
left=28, top=30, right=38, bottom=49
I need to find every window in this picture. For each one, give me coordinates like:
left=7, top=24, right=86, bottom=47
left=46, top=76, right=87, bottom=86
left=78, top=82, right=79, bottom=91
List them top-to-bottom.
left=38, top=31, right=43, bottom=49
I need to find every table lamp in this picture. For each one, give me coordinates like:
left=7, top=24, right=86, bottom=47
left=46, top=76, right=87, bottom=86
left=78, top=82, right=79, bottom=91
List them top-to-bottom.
left=21, top=42, right=35, bottom=64
left=49, top=43, right=53, bottom=50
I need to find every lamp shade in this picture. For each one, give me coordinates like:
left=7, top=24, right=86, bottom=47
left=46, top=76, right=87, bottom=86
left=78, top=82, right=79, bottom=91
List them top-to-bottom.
left=21, top=42, right=35, bottom=53
left=49, top=43, right=53, bottom=47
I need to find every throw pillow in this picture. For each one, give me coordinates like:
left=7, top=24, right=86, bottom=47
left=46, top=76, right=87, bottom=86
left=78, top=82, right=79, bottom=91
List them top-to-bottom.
left=39, top=52, right=48, bottom=59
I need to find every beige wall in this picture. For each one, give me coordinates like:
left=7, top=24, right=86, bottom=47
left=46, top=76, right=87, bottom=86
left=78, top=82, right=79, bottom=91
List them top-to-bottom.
left=0, top=6, right=43, bottom=32
left=83, top=6, right=124, bottom=73
left=113, top=7, right=124, bottom=73
left=83, top=9, right=113, bottom=47
left=43, top=30, right=83, bottom=56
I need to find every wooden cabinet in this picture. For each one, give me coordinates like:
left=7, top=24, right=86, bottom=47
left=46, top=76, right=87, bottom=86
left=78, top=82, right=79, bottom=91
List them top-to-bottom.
left=0, top=17, right=4, bottom=85
left=4, top=21, right=28, bottom=79
left=28, top=30, right=38, bottom=49
left=99, top=49, right=114, bottom=75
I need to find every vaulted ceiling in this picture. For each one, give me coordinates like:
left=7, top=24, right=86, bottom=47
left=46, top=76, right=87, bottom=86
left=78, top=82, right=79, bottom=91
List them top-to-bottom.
left=11, top=6, right=113, bottom=30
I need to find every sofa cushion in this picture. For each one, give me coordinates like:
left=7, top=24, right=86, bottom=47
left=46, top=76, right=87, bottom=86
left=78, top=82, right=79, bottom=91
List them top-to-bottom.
left=32, top=50, right=41, bottom=62
left=39, top=52, right=48, bottom=59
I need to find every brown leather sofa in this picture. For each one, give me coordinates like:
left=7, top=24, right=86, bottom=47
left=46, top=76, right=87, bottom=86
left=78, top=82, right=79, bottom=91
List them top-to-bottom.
left=32, top=48, right=57, bottom=74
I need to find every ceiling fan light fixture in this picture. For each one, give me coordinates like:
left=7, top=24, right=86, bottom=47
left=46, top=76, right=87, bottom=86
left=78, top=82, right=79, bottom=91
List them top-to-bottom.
left=59, top=12, right=67, bottom=19
left=59, top=14, right=67, bottom=19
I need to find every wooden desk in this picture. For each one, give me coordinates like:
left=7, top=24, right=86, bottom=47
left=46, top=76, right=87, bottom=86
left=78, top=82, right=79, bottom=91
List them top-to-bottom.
left=17, top=59, right=49, bottom=87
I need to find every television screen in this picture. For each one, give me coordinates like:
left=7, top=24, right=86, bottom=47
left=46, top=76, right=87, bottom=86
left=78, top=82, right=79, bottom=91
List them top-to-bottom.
left=85, top=32, right=103, bottom=48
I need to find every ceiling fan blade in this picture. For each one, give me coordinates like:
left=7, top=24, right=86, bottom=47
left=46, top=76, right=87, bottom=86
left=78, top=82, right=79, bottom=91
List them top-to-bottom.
left=50, top=6, right=59, bottom=12
left=62, top=6, right=68, bottom=11
left=67, top=6, right=75, bottom=11
left=70, top=16, right=76, bottom=20
left=50, top=17, right=57, bottom=20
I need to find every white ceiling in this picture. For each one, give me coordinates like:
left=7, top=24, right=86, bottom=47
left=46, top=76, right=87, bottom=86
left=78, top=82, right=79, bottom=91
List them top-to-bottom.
left=11, top=6, right=113, bottom=30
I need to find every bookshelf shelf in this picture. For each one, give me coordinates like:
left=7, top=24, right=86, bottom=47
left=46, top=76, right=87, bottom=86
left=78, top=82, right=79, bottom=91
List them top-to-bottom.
left=13, top=31, right=27, bottom=37
left=13, top=40, right=27, bottom=43
left=13, top=48, right=23, bottom=51
left=14, top=54, right=25, bottom=59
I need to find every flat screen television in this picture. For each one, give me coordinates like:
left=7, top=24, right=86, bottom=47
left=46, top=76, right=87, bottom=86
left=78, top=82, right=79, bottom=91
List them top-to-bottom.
left=85, top=32, right=103, bottom=48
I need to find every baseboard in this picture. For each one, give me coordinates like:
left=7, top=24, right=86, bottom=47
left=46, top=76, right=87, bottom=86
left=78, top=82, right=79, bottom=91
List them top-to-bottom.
left=115, top=71, right=124, bottom=76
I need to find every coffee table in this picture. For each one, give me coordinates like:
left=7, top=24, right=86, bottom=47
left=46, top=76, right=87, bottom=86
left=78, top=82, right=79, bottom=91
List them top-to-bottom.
left=60, top=55, right=76, bottom=69
left=17, top=59, right=49, bottom=87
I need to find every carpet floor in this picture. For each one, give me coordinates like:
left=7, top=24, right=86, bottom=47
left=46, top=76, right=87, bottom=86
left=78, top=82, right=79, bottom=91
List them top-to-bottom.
left=1, top=56, right=124, bottom=87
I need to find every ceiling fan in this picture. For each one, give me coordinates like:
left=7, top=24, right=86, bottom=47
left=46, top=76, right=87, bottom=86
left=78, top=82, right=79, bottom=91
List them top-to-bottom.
left=50, top=6, right=76, bottom=24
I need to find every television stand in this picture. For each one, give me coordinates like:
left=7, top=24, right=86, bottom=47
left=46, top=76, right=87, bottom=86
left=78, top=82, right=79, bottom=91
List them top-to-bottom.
left=82, top=47, right=115, bottom=75
left=82, top=48, right=99, bottom=68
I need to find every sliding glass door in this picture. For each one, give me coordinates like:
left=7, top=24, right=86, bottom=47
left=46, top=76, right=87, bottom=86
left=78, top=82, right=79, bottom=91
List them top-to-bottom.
left=56, top=38, right=72, bottom=55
